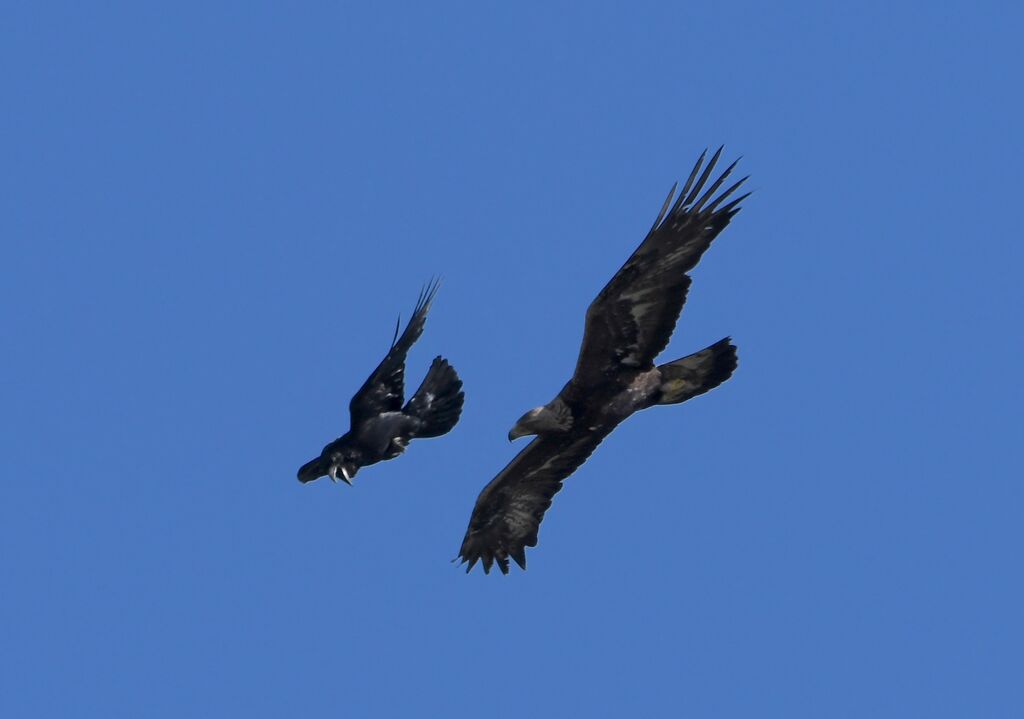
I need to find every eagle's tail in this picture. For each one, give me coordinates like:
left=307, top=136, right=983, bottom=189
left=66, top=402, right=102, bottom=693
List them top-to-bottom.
left=656, top=337, right=738, bottom=405
left=404, top=356, right=465, bottom=438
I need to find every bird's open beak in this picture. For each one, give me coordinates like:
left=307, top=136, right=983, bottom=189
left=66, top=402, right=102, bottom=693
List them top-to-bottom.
left=328, top=465, right=353, bottom=486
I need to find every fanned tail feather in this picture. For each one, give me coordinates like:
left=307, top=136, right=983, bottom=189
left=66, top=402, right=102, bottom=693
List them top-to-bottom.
left=656, top=337, right=738, bottom=405
left=405, top=356, right=465, bottom=438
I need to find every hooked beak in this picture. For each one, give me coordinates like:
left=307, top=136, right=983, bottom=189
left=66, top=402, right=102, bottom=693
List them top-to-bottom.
left=508, top=424, right=530, bottom=442
left=328, top=464, right=353, bottom=486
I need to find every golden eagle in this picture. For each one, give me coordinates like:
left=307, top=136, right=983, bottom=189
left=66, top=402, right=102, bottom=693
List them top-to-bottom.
left=457, top=149, right=747, bottom=573
left=298, top=281, right=464, bottom=485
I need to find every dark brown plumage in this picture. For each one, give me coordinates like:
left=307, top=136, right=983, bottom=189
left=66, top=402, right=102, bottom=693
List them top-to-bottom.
left=458, top=148, right=748, bottom=574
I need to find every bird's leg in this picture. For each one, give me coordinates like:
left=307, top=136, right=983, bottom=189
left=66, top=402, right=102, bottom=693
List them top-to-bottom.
left=384, top=436, right=409, bottom=459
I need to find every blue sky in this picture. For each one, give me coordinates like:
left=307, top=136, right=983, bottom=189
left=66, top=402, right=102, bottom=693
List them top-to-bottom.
left=2, top=2, right=1021, bottom=716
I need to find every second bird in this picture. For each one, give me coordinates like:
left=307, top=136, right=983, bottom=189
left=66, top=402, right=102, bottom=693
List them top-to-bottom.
left=297, top=281, right=464, bottom=485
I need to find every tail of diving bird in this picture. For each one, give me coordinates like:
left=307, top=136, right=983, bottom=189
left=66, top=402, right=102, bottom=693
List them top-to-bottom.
left=656, top=337, right=738, bottom=405
left=404, top=356, right=465, bottom=437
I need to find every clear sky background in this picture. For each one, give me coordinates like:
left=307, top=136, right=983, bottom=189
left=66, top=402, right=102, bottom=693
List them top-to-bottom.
left=2, top=2, right=1021, bottom=717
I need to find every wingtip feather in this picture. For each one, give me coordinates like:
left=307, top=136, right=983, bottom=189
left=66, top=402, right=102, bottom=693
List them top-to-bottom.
left=682, top=146, right=723, bottom=207
left=674, top=149, right=707, bottom=214
left=692, top=157, right=739, bottom=213
left=650, top=182, right=677, bottom=232
left=511, top=546, right=527, bottom=570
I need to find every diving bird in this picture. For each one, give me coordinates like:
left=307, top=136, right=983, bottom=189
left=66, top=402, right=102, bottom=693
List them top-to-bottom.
left=457, top=148, right=748, bottom=573
left=297, top=281, right=464, bottom=485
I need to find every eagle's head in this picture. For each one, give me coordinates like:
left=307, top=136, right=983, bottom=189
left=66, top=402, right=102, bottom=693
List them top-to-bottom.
left=508, top=403, right=573, bottom=441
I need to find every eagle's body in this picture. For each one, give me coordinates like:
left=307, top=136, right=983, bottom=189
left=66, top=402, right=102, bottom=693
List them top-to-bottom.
left=458, top=148, right=747, bottom=573
left=297, top=282, right=464, bottom=485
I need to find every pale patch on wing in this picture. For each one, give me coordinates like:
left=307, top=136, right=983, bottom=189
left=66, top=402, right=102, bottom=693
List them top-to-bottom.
left=612, top=276, right=688, bottom=368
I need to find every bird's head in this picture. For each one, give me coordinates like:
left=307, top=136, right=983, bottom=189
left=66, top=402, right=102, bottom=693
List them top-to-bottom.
left=509, top=405, right=571, bottom=441
left=509, top=407, right=543, bottom=441
left=298, top=443, right=361, bottom=485
left=326, top=451, right=360, bottom=485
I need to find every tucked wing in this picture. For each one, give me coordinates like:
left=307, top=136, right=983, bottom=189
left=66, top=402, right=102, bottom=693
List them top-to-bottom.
left=573, top=148, right=749, bottom=386
left=349, top=280, right=440, bottom=425
left=457, top=429, right=611, bottom=574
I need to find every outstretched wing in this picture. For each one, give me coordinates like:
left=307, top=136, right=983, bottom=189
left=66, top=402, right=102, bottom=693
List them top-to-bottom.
left=572, top=148, right=749, bottom=387
left=349, top=280, right=440, bottom=425
left=457, top=429, right=612, bottom=574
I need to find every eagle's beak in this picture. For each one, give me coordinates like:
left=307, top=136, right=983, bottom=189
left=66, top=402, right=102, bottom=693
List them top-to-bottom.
left=508, top=424, right=529, bottom=442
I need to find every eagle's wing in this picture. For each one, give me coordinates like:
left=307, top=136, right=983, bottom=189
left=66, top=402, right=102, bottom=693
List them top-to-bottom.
left=572, top=148, right=749, bottom=386
left=349, top=280, right=439, bottom=425
left=457, top=429, right=612, bottom=574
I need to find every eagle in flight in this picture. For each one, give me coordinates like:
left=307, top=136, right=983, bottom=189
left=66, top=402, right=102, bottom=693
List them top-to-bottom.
left=457, top=148, right=748, bottom=573
left=298, top=281, right=464, bottom=485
